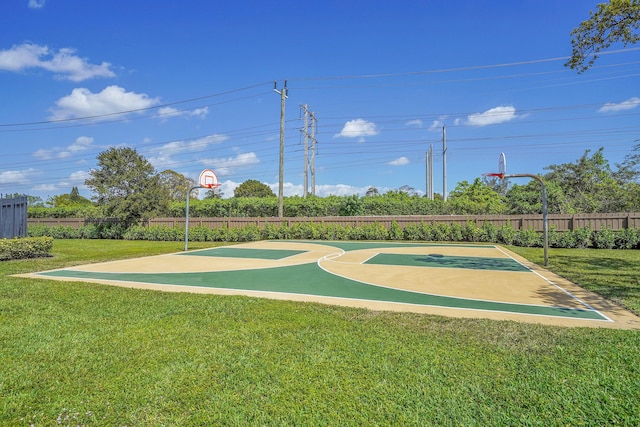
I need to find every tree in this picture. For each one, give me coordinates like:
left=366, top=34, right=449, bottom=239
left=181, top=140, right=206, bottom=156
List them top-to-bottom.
left=566, top=0, right=640, bottom=73
left=614, top=142, right=640, bottom=183
left=85, top=147, right=167, bottom=227
left=505, top=148, right=635, bottom=213
left=544, top=148, right=625, bottom=212
left=157, top=170, right=196, bottom=201
left=482, top=175, right=510, bottom=196
left=448, top=178, right=506, bottom=214
left=233, top=179, right=275, bottom=198
left=505, top=180, right=569, bottom=214
left=397, top=185, right=418, bottom=197
left=47, top=186, right=93, bottom=207
left=365, top=186, right=379, bottom=197
left=204, top=187, right=224, bottom=199
left=5, top=193, right=44, bottom=207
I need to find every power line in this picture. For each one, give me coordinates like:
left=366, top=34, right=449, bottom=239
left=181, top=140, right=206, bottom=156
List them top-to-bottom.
left=0, top=81, right=273, bottom=128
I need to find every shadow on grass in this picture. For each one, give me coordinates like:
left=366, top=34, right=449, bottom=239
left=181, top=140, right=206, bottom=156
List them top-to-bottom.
left=549, top=254, right=640, bottom=313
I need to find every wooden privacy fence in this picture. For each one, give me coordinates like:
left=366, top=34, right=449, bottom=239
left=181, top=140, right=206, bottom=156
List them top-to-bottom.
left=1, top=195, right=28, bottom=238
left=29, top=212, right=640, bottom=232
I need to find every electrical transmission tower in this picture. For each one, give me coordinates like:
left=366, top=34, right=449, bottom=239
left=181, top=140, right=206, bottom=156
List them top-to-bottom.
left=300, top=104, right=309, bottom=197
left=300, top=105, right=318, bottom=197
left=310, top=111, right=317, bottom=196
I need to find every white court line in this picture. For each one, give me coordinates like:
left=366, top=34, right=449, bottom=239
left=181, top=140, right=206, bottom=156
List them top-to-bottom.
left=493, top=246, right=613, bottom=322
left=314, top=248, right=609, bottom=321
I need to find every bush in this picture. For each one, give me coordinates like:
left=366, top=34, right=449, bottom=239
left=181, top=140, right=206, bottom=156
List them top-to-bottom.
left=25, top=219, right=640, bottom=250
left=389, top=220, right=402, bottom=240
left=462, top=221, right=482, bottom=242
left=497, top=222, right=517, bottom=245
left=432, top=223, right=451, bottom=241
left=122, top=225, right=149, bottom=240
left=573, top=227, right=593, bottom=249
left=593, top=227, right=616, bottom=249
left=514, top=228, right=542, bottom=247
left=616, top=228, right=640, bottom=250
left=0, top=236, right=53, bottom=260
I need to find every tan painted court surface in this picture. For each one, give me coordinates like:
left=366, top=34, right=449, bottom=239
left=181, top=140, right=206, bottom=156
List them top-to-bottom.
left=24, top=240, right=640, bottom=329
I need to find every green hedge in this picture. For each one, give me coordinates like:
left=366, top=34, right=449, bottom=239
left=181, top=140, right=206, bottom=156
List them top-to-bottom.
left=163, top=195, right=450, bottom=218
left=28, top=221, right=640, bottom=250
left=0, top=236, right=54, bottom=261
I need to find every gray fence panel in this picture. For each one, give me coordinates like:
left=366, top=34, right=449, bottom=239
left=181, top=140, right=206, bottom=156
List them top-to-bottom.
left=1, top=196, right=28, bottom=238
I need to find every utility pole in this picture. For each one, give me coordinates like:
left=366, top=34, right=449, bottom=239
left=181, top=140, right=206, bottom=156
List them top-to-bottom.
left=274, top=80, right=288, bottom=217
left=300, top=104, right=309, bottom=197
left=310, top=111, right=317, bottom=196
left=442, top=125, right=447, bottom=201
left=426, top=144, right=434, bottom=200
left=430, top=144, right=434, bottom=199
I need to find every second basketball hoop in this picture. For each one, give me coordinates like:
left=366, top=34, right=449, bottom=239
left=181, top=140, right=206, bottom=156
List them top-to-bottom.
left=483, top=152, right=507, bottom=179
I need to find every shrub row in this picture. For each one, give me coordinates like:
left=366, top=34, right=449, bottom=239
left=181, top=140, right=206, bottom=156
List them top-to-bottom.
left=28, top=196, right=452, bottom=219
left=168, top=196, right=451, bottom=217
left=28, top=221, right=640, bottom=250
left=0, top=236, right=54, bottom=261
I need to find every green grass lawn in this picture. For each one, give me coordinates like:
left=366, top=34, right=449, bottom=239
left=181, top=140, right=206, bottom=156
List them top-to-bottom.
left=1, top=240, right=639, bottom=426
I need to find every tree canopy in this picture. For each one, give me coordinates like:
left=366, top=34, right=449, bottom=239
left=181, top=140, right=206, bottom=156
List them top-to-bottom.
left=567, top=0, right=640, bottom=73
left=85, top=147, right=167, bottom=227
left=505, top=148, right=640, bottom=214
left=157, top=170, right=196, bottom=201
left=448, top=178, right=506, bottom=214
left=233, top=179, right=275, bottom=198
left=47, top=186, right=93, bottom=208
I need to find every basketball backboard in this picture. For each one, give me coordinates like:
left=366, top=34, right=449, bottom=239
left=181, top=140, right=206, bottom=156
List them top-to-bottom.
left=198, top=169, right=220, bottom=188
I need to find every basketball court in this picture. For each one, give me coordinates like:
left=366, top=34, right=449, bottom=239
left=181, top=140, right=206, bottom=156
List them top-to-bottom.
left=23, top=240, right=640, bottom=329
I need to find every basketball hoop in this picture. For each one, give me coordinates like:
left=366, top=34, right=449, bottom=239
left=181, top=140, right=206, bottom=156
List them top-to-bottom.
left=483, top=152, right=507, bottom=180
left=186, top=169, right=220, bottom=252
left=198, top=169, right=220, bottom=189
left=483, top=172, right=505, bottom=180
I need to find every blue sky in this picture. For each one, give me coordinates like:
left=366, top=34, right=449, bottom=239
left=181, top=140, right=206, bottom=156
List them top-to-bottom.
left=1, top=0, right=639, bottom=201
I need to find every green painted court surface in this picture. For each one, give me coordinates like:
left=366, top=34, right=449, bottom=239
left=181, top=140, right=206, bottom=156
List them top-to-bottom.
left=36, top=241, right=609, bottom=322
left=179, top=247, right=305, bottom=260
left=365, top=253, right=531, bottom=272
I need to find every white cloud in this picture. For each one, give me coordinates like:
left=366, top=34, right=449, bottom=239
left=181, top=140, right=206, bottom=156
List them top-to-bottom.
left=28, top=0, right=46, bottom=8
left=0, top=43, right=114, bottom=81
left=49, top=85, right=160, bottom=120
left=598, top=97, right=640, bottom=113
left=465, top=105, right=517, bottom=126
left=157, top=106, right=209, bottom=120
left=429, top=116, right=448, bottom=131
left=334, top=119, right=379, bottom=142
left=406, top=119, right=423, bottom=128
left=147, top=134, right=229, bottom=169
left=158, top=134, right=227, bottom=156
left=33, top=136, right=94, bottom=160
left=198, top=152, right=259, bottom=176
left=388, top=156, right=409, bottom=166
left=0, top=169, right=34, bottom=185
left=32, top=170, right=90, bottom=193
left=68, top=170, right=90, bottom=182
left=194, top=179, right=235, bottom=199
left=212, top=181, right=391, bottom=199
left=267, top=183, right=376, bottom=198
left=315, top=184, right=371, bottom=197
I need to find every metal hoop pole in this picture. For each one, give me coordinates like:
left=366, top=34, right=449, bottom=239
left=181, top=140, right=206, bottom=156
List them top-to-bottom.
left=504, top=173, right=548, bottom=266
left=185, top=185, right=202, bottom=251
